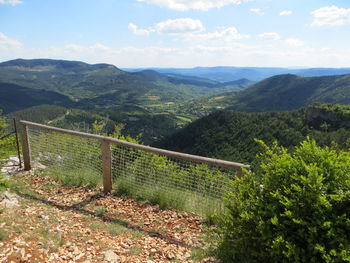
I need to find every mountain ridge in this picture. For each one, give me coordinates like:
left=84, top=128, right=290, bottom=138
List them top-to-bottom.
left=124, top=66, right=350, bottom=82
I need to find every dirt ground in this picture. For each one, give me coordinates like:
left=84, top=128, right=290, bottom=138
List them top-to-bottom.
left=0, top=169, right=217, bottom=263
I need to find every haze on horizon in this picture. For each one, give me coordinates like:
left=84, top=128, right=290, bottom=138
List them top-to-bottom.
left=0, top=0, right=350, bottom=68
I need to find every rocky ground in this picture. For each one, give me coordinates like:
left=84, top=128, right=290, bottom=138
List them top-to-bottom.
left=0, top=162, right=217, bottom=263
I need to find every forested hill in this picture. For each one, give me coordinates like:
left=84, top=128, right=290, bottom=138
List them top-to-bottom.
left=0, top=58, right=249, bottom=105
left=224, top=74, right=350, bottom=112
left=0, top=82, right=73, bottom=113
left=156, top=105, right=350, bottom=165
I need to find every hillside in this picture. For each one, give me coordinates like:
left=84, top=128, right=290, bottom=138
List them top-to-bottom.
left=161, top=73, right=350, bottom=118
left=222, top=74, right=350, bottom=112
left=0, top=82, right=73, bottom=113
left=7, top=105, right=184, bottom=144
left=156, top=105, right=350, bottom=165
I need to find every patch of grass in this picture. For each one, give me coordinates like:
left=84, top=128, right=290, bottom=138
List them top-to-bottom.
left=47, top=167, right=101, bottom=189
left=4, top=175, right=38, bottom=197
left=115, top=176, right=223, bottom=217
left=0, top=177, right=10, bottom=193
left=115, top=178, right=186, bottom=211
left=42, top=182, right=57, bottom=190
left=94, top=206, right=106, bottom=217
left=82, top=215, right=94, bottom=222
left=0, top=216, right=11, bottom=225
left=111, top=218, right=131, bottom=228
left=89, top=222, right=106, bottom=231
left=107, top=223, right=127, bottom=236
left=13, top=225, right=24, bottom=234
left=0, top=229, right=8, bottom=241
left=131, top=230, right=144, bottom=239
left=71, top=231, right=83, bottom=238
left=128, top=245, right=142, bottom=256
left=191, top=248, right=208, bottom=261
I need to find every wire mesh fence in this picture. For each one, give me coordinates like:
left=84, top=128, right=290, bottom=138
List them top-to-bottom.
left=0, top=118, right=21, bottom=168
left=22, top=120, right=250, bottom=216
left=29, top=126, right=103, bottom=188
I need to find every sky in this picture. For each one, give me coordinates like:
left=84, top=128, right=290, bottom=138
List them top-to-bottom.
left=0, top=0, right=350, bottom=68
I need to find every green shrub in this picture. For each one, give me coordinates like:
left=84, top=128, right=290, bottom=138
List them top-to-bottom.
left=216, top=139, right=350, bottom=263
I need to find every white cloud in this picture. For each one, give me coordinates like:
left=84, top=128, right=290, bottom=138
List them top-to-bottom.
left=0, top=0, right=22, bottom=5
left=135, top=0, right=242, bottom=11
left=311, top=5, right=350, bottom=26
left=250, top=8, right=264, bottom=16
left=279, top=10, right=293, bottom=16
left=129, top=18, right=205, bottom=36
left=154, top=18, right=205, bottom=34
left=129, top=19, right=248, bottom=42
left=128, top=23, right=153, bottom=36
left=183, top=26, right=249, bottom=42
left=0, top=32, right=22, bottom=48
left=257, top=32, right=281, bottom=40
left=285, top=38, right=303, bottom=47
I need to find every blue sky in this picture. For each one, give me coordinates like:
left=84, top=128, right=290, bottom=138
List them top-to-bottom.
left=0, top=0, right=350, bottom=68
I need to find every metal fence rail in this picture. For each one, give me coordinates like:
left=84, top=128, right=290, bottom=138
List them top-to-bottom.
left=20, top=120, right=250, bottom=215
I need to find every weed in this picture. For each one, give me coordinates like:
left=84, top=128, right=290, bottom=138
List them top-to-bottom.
left=43, top=183, right=57, bottom=190
left=94, top=206, right=106, bottom=217
left=82, top=215, right=94, bottom=221
left=111, top=218, right=131, bottom=228
left=89, top=222, right=105, bottom=230
left=107, top=224, right=127, bottom=236
left=13, top=226, right=24, bottom=234
left=0, top=229, right=8, bottom=241
left=131, top=230, right=144, bottom=239
left=128, top=245, right=142, bottom=256
left=191, top=248, right=207, bottom=261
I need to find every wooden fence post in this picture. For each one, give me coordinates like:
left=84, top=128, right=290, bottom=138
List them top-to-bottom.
left=20, top=122, right=31, bottom=171
left=101, top=139, right=112, bottom=193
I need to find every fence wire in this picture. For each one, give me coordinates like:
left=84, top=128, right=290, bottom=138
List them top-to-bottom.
left=27, top=124, right=242, bottom=215
left=29, top=127, right=103, bottom=188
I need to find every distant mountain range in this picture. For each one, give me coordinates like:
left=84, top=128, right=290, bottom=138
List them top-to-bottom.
left=0, top=58, right=249, bottom=143
left=2, top=58, right=350, bottom=145
left=0, top=59, right=250, bottom=110
left=124, top=66, right=350, bottom=82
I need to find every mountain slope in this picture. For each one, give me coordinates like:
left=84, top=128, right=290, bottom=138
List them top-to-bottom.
left=225, top=74, right=350, bottom=112
left=0, top=82, right=73, bottom=113
left=156, top=106, right=350, bottom=164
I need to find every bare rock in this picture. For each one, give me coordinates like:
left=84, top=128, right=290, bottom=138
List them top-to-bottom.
left=0, top=191, right=20, bottom=209
left=104, top=250, right=120, bottom=262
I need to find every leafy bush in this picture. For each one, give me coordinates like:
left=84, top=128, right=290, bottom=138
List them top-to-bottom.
left=216, top=139, right=350, bottom=262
